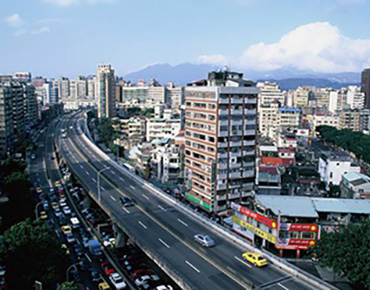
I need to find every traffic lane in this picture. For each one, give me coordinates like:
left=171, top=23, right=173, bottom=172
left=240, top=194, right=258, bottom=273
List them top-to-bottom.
left=66, top=121, right=309, bottom=288
left=59, top=135, right=249, bottom=290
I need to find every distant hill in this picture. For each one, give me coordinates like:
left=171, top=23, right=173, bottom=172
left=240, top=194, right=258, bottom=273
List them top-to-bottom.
left=123, top=63, right=360, bottom=89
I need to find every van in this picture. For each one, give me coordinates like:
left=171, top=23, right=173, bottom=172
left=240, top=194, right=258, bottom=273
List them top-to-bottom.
left=70, top=217, right=80, bottom=229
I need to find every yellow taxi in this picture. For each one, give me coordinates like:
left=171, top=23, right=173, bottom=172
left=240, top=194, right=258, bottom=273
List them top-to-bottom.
left=54, top=181, right=61, bottom=187
left=36, top=187, right=43, bottom=194
left=51, top=202, right=59, bottom=210
left=61, top=225, right=72, bottom=235
left=242, top=252, right=268, bottom=267
left=98, top=282, right=110, bottom=290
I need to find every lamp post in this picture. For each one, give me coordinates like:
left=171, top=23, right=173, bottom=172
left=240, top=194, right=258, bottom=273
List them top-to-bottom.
left=97, top=167, right=110, bottom=203
left=35, top=202, right=43, bottom=219
left=66, top=262, right=80, bottom=282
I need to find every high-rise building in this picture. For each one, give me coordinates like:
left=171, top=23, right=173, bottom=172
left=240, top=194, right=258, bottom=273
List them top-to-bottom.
left=97, top=64, right=116, bottom=120
left=361, top=68, right=370, bottom=108
left=184, top=70, right=258, bottom=214
left=58, top=77, right=70, bottom=100
left=87, top=77, right=97, bottom=99
left=10, top=82, right=26, bottom=140
left=257, top=82, right=285, bottom=107
left=22, top=83, right=38, bottom=131
left=166, top=83, right=184, bottom=110
left=0, top=85, right=14, bottom=157
left=346, top=86, right=365, bottom=109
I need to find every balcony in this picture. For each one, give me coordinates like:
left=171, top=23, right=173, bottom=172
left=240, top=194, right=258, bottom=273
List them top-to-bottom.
left=219, top=97, right=229, bottom=104
left=246, top=98, right=257, bottom=104
left=219, top=109, right=229, bottom=115
left=230, top=109, right=243, bottom=115
left=244, top=109, right=257, bottom=115
left=245, top=129, right=256, bottom=136
left=219, top=130, right=228, bottom=137
left=243, top=140, right=255, bottom=146
left=230, top=141, right=242, bottom=147
left=217, top=152, right=228, bottom=158
left=230, top=162, right=242, bottom=169
left=218, top=163, right=228, bottom=170
left=243, top=170, right=255, bottom=178
left=229, top=172, right=241, bottom=179
left=217, top=184, right=227, bottom=190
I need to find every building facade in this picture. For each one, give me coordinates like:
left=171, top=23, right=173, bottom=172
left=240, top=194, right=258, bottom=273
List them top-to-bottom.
left=97, top=64, right=116, bottom=120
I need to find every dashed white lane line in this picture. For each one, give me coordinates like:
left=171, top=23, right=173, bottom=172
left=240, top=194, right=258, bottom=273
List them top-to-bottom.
left=80, top=165, right=84, bottom=169
left=111, top=170, right=115, bottom=175
left=85, top=171, right=90, bottom=175
left=119, top=177, right=125, bottom=182
left=92, top=178, right=97, bottom=183
left=130, top=185, right=135, bottom=190
left=101, top=186, right=106, bottom=191
left=142, top=194, right=150, bottom=200
left=110, top=195, right=116, bottom=201
left=158, top=205, right=167, bottom=212
left=122, top=207, right=130, bottom=214
left=177, top=218, right=188, bottom=227
left=138, top=221, right=147, bottom=229
left=158, top=238, right=170, bottom=249
left=234, top=256, right=252, bottom=268
left=185, top=260, right=200, bottom=273
left=278, top=283, right=290, bottom=290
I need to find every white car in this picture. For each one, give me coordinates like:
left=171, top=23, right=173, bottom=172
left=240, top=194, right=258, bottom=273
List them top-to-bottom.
left=59, top=200, right=67, bottom=208
left=62, top=206, right=71, bottom=215
left=54, top=208, right=63, bottom=217
left=193, top=234, right=216, bottom=247
left=109, top=272, right=127, bottom=289
left=135, top=275, right=159, bottom=286
left=155, top=286, right=173, bottom=290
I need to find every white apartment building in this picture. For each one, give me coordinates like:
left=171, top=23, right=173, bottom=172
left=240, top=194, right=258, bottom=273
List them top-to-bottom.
left=184, top=70, right=258, bottom=213
left=58, top=77, right=70, bottom=100
left=257, top=82, right=285, bottom=106
left=166, top=83, right=184, bottom=110
left=346, top=85, right=365, bottom=109
left=258, top=101, right=279, bottom=137
left=312, top=113, right=340, bottom=131
left=146, top=118, right=181, bottom=141
left=318, top=152, right=361, bottom=188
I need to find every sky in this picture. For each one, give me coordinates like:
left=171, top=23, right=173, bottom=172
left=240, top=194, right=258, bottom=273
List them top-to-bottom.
left=1, top=0, right=370, bottom=78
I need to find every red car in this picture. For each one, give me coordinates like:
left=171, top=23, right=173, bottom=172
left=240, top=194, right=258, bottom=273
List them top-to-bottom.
left=101, top=262, right=115, bottom=276
left=130, top=267, right=153, bottom=279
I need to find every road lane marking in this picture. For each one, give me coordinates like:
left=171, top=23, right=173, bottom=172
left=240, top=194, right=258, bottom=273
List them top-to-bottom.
left=80, top=165, right=84, bottom=169
left=111, top=170, right=115, bottom=175
left=85, top=171, right=90, bottom=175
left=119, top=177, right=125, bottom=182
left=92, top=178, right=97, bottom=183
left=130, top=185, right=135, bottom=190
left=101, top=186, right=106, bottom=191
left=142, top=194, right=150, bottom=200
left=110, top=195, right=116, bottom=201
left=158, top=205, right=167, bottom=212
left=122, top=207, right=130, bottom=214
left=177, top=218, right=188, bottom=227
left=138, top=221, right=147, bottom=229
left=55, top=230, right=60, bottom=238
left=158, top=238, right=170, bottom=248
left=85, top=253, right=92, bottom=263
left=234, top=256, right=252, bottom=268
left=185, top=260, right=200, bottom=273
left=278, top=283, right=290, bottom=290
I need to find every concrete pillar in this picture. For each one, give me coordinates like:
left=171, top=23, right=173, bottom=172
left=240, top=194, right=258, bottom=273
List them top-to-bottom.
left=113, top=223, right=128, bottom=248
left=279, top=249, right=284, bottom=258
left=296, top=249, right=301, bottom=259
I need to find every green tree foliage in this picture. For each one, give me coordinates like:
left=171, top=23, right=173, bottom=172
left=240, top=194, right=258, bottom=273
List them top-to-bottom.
left=127, top=107, right=142, bottom=117
left=142, top=108, right=154, bottom=117
left=98, top=118, right=114, bottom=144
left=317, top=125, right=370, bottom=163
left=0, top=219, right=70, bottom=289
left=314, top=220, right=370, bottom=289
left=57, top=282, right=78, bottom=290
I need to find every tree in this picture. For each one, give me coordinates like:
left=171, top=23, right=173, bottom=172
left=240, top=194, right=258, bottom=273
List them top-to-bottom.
left=143, top=108, right=154, bottom=117
left=98, top=118, right=114, bottom=144
left=0, top=219, right=70, bottom=289
left=314, top=220, right=370, bottom=289
left=57, top=282, right=78, bottom=290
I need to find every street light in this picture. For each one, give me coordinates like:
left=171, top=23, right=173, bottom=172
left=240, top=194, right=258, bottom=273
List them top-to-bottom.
left=97, top=167, right=110, bottom=203
left=35, top=202, right=43, bottom=219
left=66, top=262, right=80, bottom=282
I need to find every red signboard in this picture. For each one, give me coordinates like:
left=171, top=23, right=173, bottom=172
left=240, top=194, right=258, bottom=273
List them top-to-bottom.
left=231, top=202, right=277, bottom=229
left=280, top=223, right=318, bottom=232
left=276, top=238, right=316, bottom=250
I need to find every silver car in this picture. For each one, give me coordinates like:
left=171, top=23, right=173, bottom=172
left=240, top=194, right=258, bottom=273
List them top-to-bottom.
left=193, top=234, right=215, bottom=247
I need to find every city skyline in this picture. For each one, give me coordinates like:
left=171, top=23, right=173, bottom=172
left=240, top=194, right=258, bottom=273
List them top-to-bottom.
left=2, top=0, right=370, bottom=77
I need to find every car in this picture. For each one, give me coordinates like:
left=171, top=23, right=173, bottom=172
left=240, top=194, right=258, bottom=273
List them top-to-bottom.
left=31, top=154, right=36, bottom=160
left=54, top=181, right=61, bottom=187
left=36, top=187, right=43, bottom=194
left=49, top=187, right=55, bottom=194
left=119, top=196, right=133, bottom=207
left=42, top=200, right=49, bottom=211
left=59, top=200, right=67, bottom=208
left=62, top=206, right=71, bottom=215
left=54, top=208, right=63, bottom=217
left=39, top=211, right=48, bottom=220
left=58, top=215, right=67, bottom=226
left=61, top=225, right=72, bottom=235
left=65, top=232, right=76, bottom=244
left=193, top=234, right=216, bottom=247
left=82, top=236, right=90, bottom=248
left=61, top=243, right=70, bottom=255
left=242, top=252, right=268, bottom=267
left=101, top=262, right=115, bottom=276
left=89, top=268, right=101, bottom=282
left=130, top=268, right=153, bottom=279
left=109, top=273, right=127, bottom=289
left=135, top=275, right=160, bottom=287
left=98, top=282, right=110, bottom=290
left=155, top=286, right=173, bottom=290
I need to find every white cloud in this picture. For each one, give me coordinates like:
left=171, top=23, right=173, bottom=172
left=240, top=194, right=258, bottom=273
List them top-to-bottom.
left=42, top=0, right=115, bottom=7
left=4, top=13, right=23, bottom=28
left=198, top=22, right=370, bottom=73
left=32, top=27, right=51, bottom=35
left=198, top=54, right=229, bottom=66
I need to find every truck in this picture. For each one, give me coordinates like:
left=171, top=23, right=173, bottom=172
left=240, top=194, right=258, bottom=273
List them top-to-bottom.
left=89, top=239, right=103, bottom=257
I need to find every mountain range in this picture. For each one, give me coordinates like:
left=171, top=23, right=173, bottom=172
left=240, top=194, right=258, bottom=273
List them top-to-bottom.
left=124, top=63, right=361, bottom=90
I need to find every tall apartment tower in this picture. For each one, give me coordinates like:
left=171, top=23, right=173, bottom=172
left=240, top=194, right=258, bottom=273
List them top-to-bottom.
left=97, top=64, right=116, bottom=120
left=361, top=68, right=370, bottom=108
left=184, top=70, right=258, bottom=214
left=0, top=85, right=14, bottom=157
